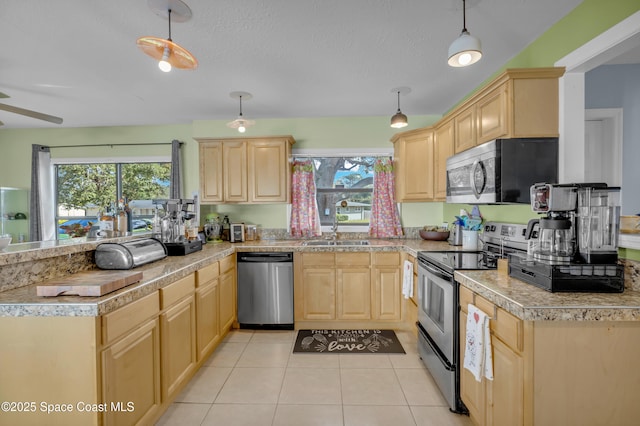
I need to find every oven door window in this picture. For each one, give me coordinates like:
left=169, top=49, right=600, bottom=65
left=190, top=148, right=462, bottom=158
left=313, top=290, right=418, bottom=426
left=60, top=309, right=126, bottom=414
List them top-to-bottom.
left=418, top=264, right=455, bottom=362
left=427, top=283, right=446, bottom=333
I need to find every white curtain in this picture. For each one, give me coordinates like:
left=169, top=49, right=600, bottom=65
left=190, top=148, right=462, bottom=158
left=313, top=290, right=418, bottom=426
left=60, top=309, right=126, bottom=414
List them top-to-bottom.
left=29, top=145, right=56, bottom=241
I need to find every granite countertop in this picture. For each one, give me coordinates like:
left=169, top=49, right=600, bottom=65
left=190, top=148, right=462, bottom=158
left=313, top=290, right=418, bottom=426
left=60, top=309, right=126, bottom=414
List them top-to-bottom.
left=2, top=236, right=639, bottom=320
left=0, top=238, right=452, bottom=317
left=0, top=244, right=234, bottom=317
left=455, top=269, right=640, bottom=322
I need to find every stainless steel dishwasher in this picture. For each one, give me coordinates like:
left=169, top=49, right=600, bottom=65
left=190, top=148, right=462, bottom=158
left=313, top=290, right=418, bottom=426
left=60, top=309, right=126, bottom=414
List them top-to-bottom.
left=237, top=252, right=294, bottom=329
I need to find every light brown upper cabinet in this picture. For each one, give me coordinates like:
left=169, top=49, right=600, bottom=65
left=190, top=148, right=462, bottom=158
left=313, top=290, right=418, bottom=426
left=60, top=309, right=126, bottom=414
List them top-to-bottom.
left=452, top=68, right=564, bottom=153
left=454, top=105, right=476, bottom=153
left=434, top=119, right=454, bottom=200
left=391, top=127, right=434, bottom=202
left=197, top=136, right=295, bottom=204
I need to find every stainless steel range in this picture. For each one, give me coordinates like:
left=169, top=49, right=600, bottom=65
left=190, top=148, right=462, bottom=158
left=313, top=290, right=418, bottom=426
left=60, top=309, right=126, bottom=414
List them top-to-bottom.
left=416, top=222, right=527, bottom=414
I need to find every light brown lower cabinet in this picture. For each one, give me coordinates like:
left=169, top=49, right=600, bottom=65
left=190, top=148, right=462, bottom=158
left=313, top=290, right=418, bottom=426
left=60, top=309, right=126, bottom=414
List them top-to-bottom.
left=294, top=251, right=403, bottom=327
left=0, top=254, right=236, bottom=426
left=218, top=254, right=237, bottom=332
left=195, top=273, right=220, bottom=361
left=459, top=285, right=640, bottom=426
left=160, top=294, right=197, bottom=401
left=102, top=317, right=161, bottom=426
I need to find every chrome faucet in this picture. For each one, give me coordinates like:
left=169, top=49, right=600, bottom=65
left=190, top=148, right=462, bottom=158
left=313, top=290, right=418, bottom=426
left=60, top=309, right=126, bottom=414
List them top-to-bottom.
left=330, top=199, right=348, bottom=240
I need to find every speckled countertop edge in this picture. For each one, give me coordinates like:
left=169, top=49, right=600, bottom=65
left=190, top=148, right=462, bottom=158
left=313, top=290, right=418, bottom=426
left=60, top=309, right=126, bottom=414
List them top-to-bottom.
left=3, top=236, right=639, bottom=320
left=0, top=238, right=452, bottom=317
left=455, top=270, right=640, bottom=321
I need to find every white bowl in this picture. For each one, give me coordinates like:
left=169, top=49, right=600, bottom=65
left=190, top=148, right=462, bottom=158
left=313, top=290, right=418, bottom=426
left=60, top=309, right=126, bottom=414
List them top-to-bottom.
left=0, top=235, right=12, bottom=250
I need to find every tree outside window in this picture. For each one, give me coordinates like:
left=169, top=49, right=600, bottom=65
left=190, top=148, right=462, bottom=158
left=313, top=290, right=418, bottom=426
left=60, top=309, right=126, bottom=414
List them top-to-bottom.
left=296, top=156, right=378, bottom=228
left=55, top=162, right=170, bottom=238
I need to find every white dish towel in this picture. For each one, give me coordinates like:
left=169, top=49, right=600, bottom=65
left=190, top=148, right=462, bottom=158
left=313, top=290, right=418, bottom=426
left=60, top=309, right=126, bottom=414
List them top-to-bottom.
left=402, top=260, right=413, bottom=299
left=463, top=304, right=494, bottom=382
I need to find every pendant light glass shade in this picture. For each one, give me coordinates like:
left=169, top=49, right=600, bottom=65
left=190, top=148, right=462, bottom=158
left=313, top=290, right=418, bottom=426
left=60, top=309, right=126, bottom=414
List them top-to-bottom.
left=137, top=0, right=198, bottom=71
left=448, top=0, right=482, bottom=67
left=448, top=30, right=482, bottom=67
left=390, top=88, right=409, bottom=129
left=227, top=92, right=256, bottom=133
left=390, top=111, right=408, bottom=129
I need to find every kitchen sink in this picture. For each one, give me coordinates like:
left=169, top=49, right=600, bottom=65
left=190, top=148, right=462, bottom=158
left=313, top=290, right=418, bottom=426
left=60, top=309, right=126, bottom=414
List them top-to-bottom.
left=302, top=240, right=370, bottom=246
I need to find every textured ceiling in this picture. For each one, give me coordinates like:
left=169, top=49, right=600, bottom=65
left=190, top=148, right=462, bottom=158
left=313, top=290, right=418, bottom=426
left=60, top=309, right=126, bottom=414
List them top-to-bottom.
left=0, top=0, right=587, bottom=129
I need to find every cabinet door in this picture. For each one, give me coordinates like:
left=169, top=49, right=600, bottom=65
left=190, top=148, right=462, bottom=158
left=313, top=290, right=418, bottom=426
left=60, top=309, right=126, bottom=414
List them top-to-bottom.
left=477, top=84, right=509, bottom=144
left=454, top=106, right=477, bottom=153
left=434, top=120, right=454, bottom=200
left=394, top=129, right=434, bottom=201
left=248, top=139, right=290, bottom=203
left=223, top=141, right=248, bottom=202
left=199, top=142, right=224, bottom=203
left=337, top=267, right=371, bottom=320
left=373, top=267, right=401, bottom=320
left=219, top=268, right=236, bottom=332
left=301, top=268, right=336, bottom=320
left=196, top=280, right=220, bottom=362
left=161, top=296, right=197, bottom=400
left=460, top=310, right=486, bottom=426
left=102, top=318, right=161, bottom=426
left=487, top=337, right=524, bottom=426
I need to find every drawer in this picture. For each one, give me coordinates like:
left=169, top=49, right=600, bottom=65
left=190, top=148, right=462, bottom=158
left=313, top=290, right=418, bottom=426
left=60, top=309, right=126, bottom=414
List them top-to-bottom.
left=302, top=252, right=335, bottom=267
left=336, top=252, right=370, bottom=266
left=374, top=252, right=400, bottom=266
left=219, top=254, right=235, bottom=274
left=197, top=262, right=219, bottom=287
left=161, top=273, right=196, bottom=309
left=459, top=286, right=474, bottom=313
left=102, top=291, right=159, bottom=346
left=493, top=306, right=523, bottom=352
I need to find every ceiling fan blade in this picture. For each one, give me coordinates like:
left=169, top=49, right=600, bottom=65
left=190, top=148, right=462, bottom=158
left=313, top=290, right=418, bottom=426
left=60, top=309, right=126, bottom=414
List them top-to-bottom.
left=0, top=103, right=63, bottom=124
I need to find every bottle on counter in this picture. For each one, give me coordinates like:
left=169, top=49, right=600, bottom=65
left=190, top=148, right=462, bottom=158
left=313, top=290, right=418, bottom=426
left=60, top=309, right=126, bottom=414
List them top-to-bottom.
left=124, top=196, right=132, bottom=233
left=116, top=199, right=128, bottom=236
left=99, top=205, right=115, bottom=235
left=222, top=215, right=231, bottom=241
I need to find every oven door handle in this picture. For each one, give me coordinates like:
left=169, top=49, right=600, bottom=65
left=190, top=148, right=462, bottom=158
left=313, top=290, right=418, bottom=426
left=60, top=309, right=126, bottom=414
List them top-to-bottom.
left=419, top=260, right=452, bottom=282
left=418, top=325, right=454, bottom=371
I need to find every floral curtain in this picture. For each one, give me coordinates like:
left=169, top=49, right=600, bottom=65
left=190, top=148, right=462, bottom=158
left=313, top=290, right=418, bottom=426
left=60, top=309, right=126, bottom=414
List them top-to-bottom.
left=369, top=157, right=403, bottom=238
left=290, top=160, right=322, bottom=238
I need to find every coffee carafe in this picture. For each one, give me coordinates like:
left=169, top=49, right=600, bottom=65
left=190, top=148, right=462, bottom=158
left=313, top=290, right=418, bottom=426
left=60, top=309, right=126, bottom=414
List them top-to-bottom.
left=527, top=183, right=578, bottom=262
left=575, top=184, right=620, bottom=264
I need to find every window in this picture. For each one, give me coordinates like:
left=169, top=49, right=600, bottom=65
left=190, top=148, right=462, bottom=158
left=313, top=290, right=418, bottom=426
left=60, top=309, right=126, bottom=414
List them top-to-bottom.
left=294, top=155, right=380, bottom=229
left=55, top=161, right=171, bottom=239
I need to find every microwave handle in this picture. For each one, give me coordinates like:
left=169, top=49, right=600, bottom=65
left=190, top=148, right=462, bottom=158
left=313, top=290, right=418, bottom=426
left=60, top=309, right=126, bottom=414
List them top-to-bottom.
left=470, top=160, right=486, bottom=199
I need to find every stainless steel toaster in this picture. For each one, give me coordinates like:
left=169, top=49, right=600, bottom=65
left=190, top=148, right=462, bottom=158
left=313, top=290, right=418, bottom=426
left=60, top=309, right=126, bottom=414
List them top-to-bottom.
left=95, top=238, right=167, bottom=270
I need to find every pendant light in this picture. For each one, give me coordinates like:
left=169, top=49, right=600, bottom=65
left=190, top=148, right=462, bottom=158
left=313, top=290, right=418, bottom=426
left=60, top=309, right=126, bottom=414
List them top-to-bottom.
left=137, top=0, right=198, bottom=72
left=448, top=0, right=482, bottom=67
left=390, top=87, right=410, bottom=129
left=227, top=92, right=256, bottom=133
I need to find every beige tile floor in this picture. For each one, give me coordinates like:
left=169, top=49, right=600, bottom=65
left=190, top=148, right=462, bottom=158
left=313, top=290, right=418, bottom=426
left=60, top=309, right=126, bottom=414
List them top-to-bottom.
left=156, top=329, right=473, bottom=426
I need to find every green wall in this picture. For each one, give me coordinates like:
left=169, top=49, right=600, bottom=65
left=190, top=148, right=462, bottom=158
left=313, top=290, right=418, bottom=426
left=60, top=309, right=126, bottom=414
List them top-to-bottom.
left=1, top=0, right=639, bottom=241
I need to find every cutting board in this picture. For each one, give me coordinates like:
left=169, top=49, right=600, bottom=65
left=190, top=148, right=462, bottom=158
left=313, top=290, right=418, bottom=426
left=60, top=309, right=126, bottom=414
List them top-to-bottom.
left=36, top=270, right=143, bottom=297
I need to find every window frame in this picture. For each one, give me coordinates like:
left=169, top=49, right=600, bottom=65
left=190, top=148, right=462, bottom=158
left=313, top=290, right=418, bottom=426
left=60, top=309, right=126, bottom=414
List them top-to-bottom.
left=290, top=148, right=392, bottom=233
left=52, top=155, right=170, bottom=239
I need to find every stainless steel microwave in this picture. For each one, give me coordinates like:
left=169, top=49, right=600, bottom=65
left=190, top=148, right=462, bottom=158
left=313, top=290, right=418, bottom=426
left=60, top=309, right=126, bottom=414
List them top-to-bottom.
left=446, top=138, right=558, bottom=204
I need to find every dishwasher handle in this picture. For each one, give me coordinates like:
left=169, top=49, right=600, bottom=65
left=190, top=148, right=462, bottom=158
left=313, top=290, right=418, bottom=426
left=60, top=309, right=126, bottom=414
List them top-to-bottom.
left=237, top=252, right=293, bottom=262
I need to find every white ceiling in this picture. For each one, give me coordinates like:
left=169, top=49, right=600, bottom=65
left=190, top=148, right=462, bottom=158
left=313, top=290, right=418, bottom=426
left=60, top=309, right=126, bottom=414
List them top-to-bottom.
left=0, top=0, right=586, bottom=129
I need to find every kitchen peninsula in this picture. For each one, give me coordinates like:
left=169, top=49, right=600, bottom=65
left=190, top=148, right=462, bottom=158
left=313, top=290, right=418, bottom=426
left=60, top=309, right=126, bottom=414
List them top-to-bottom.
left=1, top=236, right=639, bottom=425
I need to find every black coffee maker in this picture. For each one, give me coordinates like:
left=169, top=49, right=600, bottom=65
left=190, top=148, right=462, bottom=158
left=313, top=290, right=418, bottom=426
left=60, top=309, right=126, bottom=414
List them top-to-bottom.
left=509, top=183, right=624, bottom=293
